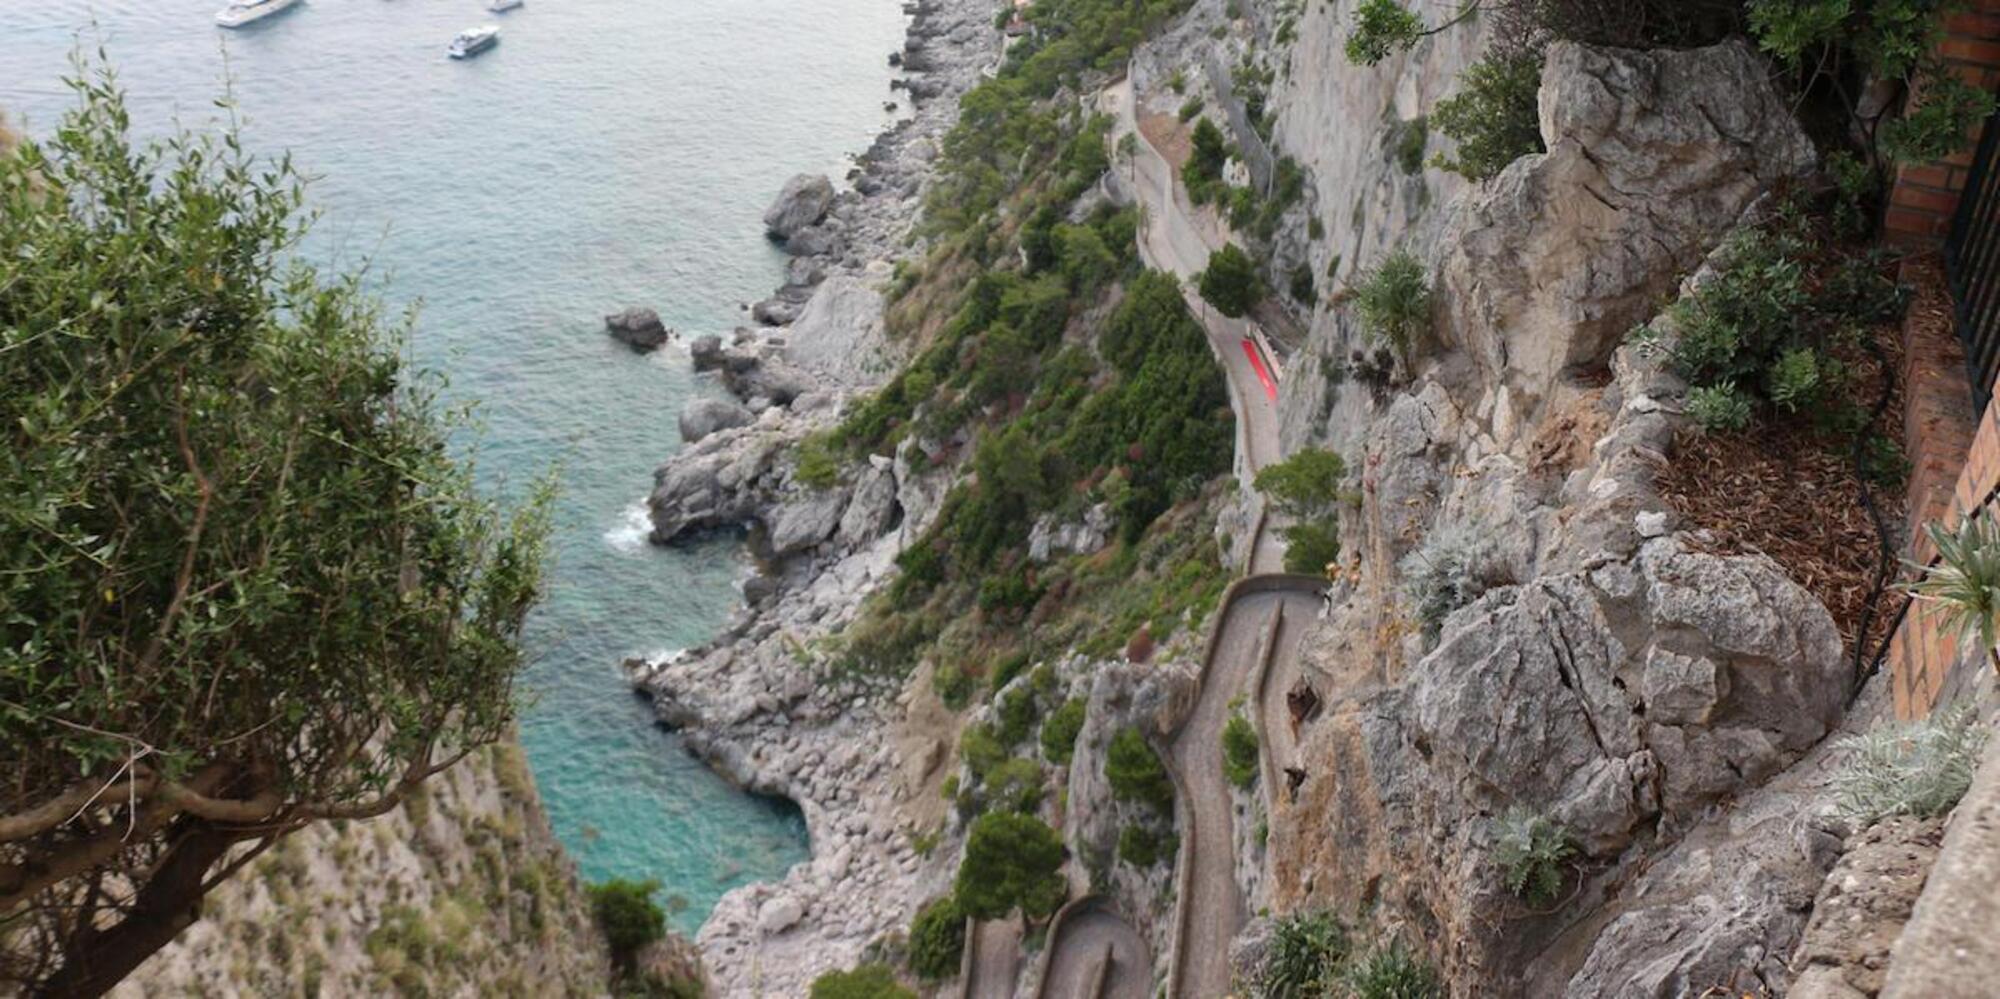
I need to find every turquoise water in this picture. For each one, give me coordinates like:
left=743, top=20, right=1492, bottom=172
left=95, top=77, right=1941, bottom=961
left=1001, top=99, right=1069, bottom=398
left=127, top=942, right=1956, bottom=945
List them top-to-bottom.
left=0, top=0, right=908, bottom=932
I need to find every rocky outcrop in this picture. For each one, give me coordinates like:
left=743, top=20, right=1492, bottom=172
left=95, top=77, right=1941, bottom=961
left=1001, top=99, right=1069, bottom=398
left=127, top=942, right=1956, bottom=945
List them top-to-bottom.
left=628, top=1, right=1005, bottom=992
left=1435, top=41, right=1815, bottom=414
left=762, top=173, right=835, bottom=241
left=605, top=306, right=672, bottom=351
left=678, top=396, right=755, bottom=444
left=116, top=742, right=622, bottom=998
left=1788, top=817, right=1948, bottom=999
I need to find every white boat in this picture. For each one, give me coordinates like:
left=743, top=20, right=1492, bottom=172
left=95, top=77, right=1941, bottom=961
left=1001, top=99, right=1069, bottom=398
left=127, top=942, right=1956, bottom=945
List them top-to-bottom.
left=215, top=0, right=299, bottom=29
left=486, top=0, right=524, bottom=12
left=447, top=25, right=500, bottom=59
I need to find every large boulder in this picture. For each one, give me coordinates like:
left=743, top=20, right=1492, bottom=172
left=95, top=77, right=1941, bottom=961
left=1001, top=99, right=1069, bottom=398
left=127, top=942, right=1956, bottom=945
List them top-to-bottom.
left=1435, top=40, right=1815, bottom=414
left=762, top=174, right=835, bottom=241
left=605, top=307, right=672, bottom=351
left=678, top=397, right=755, bottom=445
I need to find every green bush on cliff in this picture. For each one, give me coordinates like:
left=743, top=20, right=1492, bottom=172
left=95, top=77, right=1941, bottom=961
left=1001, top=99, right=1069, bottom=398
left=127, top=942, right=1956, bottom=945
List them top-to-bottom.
left=1428, top=52, right=1546, bottom=182
left=1352, top=250, right=1432, bottom=356
left=1041, top=698, right=1088, bottom=766
left=1833, top=700, right=1989, bottom=826
left=1222, top=712, right=1260, bottom=789
left=1105, top=727, right=1175, bottom=811
left=1491, top=808, right=1575, bottom=908
left=955, top=811, right=1069, bottom=920
left=1117, top=824, right=1175, bottom=867
left=588, top=878, right=667, bottom=973
left=907, top=896, right=967, bottom=981
left=1258, top=911, right=1351, bottom=998
left=1344, top=940, right=1442, bottom=999
left=810, top=964, right=916, bottom=999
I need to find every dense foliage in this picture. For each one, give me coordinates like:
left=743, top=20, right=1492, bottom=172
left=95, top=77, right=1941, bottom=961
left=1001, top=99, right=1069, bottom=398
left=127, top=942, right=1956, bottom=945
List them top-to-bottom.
left=1428, top=52, right=1546, bottom=182
left=1, top=69, right=551, bottom=993
left=1199, top=243, right=1263, bottom=318
left=1352, top=250, right=1432, bottom=358
left=1254, top=449, right=1351, bottom=574
left=1040, top=697, right=1088, bottom=765
left=1833, top=699, right=1989, bottom=824
left=1222, top=711, right=1260, bottom=789
left=1105, top=726, right=1174, bottom=810
left=954, top=811, right=1069, bottom=920
left=588, top=878, right=667, bottom=973
left=906, top=895, right=967, bottom=981
left=1257, top=911, right=1351, bottom=999
left=810, top=964, right=917, bottom=999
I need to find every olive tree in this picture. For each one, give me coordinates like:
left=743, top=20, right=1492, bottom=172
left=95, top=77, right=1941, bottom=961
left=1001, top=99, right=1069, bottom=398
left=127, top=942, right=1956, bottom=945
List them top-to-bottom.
left=1, top=69, right=552, bottom=995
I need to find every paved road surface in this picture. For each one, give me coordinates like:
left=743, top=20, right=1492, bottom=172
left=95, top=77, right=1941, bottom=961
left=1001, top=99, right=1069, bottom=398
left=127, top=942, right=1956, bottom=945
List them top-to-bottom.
left=1040, top=908, right=1153, bottom=999
left=963, top=917, right=1021, bottom=999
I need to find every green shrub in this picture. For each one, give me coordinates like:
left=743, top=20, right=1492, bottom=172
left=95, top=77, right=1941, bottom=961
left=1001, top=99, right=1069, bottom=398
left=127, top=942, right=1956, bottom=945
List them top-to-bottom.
left=1345, top=0, right=1425, bottom=65
left=1429, top=52, right=1546, bottom=182
left=1882, top=72, right=1998, bottom=164
left=1179, top=94, right=1206, bottom=121
left=1392, top=116, right=1428, bottom=175
left=1199, top=243, right=1263, bottom=318
left=1352, top=250, right=1431, bottom=354
left=1288, top=263, right=1316, bottom=305
left=1685, top=383, right=1755, bottom=433
left=795, top=433, right=841, bottom=490
left=1254, top=450, right=1349, bottom=518
left=1280, top=521, right=1342, bottom=576
left=1399, top=524, right=1492, bottom=638
left=990, top=650, right=1033, bottom=693
left=934, top=663, right=976, bottom=711
left=995, top=685, right=1042, bottom=746
left=1042, top=698, right=1088, bottom=765
left=1834, top=700, right=1989, bottom=826
left=1222, top=712, right=1260, bottom=788
left=960, top=723, right=1008, bottom=782
left=1106, top=727, right=1175, bottom=810
left=984, top=757, right=1047, bottom=814
left=1492, top=808, right=1574, bottom=907
left=954, top=811, right=1068, bottom=920
left=1117, top=824, right=1170, bottom=866
left=587, top=878, right=666, bottom=973
left=907, top=896, right=966, bottom=981
left=1258, top=911, right=1350, bottom=999
left=1344, top=940, right=1441, bottom=999
left=809, top=964, right=915, bottom=999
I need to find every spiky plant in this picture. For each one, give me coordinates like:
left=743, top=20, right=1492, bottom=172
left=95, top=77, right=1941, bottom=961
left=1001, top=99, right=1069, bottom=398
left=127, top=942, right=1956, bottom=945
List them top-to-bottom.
left=1910, top=510, right=2000, bottom=677
left=1832, top=701, right=1989, bottom=827
left=1492, top=807, right=1574, bottom=907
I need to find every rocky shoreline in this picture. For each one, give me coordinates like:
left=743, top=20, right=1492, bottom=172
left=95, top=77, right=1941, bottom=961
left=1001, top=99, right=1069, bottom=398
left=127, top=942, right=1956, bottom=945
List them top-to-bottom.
left=625, top=0, right=1002, bottom=993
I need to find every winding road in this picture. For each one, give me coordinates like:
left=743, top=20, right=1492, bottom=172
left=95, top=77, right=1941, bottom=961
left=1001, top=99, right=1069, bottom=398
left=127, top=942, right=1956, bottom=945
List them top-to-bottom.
left=1007, top=80, right=1324, bottom=998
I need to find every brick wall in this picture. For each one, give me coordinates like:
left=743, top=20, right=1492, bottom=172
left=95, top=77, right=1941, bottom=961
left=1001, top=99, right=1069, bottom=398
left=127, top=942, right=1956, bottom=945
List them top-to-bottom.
left=1883, top=0, right=2000, bottom=245
left=1884, top=4, right=2000, bottom=719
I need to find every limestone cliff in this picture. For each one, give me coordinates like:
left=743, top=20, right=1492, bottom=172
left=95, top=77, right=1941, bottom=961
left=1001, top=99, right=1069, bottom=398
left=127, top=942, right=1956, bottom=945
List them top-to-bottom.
left=116, top=742, right=625, bottom=999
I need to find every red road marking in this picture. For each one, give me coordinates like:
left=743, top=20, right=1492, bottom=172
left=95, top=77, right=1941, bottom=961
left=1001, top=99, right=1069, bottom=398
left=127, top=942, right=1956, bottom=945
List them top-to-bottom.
left=1241, top=338, right=1277, bottom=401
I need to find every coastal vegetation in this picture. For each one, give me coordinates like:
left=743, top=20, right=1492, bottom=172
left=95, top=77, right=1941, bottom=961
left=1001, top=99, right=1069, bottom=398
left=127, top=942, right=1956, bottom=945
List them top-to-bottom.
left=0, top=68, right=552, bottom=994
left=1253, top=449, right=1351, bottom=575
left=1491, top=809, right=1575, bottom=908
left=954, top=811, right=1069, bottom=920
left=810, top=963, right=918, bottom=999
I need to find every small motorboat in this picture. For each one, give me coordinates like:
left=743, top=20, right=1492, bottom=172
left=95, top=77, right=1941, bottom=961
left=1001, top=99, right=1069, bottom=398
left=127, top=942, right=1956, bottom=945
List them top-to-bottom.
left=215, top=0, right=300, bottom=29
left=486, top=0, right=524, bottom=12
left=447, top=25, right=500, bottom=59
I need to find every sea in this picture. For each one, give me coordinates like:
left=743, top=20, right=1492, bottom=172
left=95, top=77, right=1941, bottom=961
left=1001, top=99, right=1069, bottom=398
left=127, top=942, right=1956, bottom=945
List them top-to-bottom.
left=0, top=0, right=910, bottom=933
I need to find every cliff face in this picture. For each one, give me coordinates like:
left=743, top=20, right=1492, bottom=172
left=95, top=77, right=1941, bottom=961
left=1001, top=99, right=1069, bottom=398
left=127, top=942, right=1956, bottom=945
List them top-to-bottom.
left=1233, top=9, right=1881, bottom=997
left=116, top=741, right=619, bottom=999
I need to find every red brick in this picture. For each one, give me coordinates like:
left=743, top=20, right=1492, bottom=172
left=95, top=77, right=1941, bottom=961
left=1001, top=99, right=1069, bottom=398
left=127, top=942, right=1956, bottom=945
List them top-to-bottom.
left=1947, top=11, right=2000, bottom=39
left=1942, top=37, right=2000, bottom=64
left=1898, top=163, right=1957, bottom=190
left=1894, top=185, right=1963, bottom=214
left=1885, top=207, right=1950, bottom=239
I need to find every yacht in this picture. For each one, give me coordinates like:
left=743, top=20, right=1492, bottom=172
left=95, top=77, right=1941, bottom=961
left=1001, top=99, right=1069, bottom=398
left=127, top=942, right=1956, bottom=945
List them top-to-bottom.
left=215, top=0, right=299, bottom=29
left=486, top=0, right=524, bottom=11
left=447, top=25, right=500, bottom=59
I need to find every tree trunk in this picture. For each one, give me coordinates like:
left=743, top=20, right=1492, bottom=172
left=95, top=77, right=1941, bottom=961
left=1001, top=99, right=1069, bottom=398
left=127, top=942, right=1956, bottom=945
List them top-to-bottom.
left=35, top=821, right=238, bottom=999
